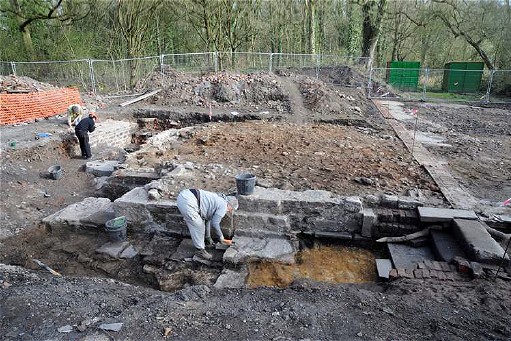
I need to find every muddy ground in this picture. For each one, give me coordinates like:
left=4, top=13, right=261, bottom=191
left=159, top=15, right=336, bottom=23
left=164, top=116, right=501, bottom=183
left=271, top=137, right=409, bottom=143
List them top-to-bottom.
left=1, top=68, right=510, bottom=340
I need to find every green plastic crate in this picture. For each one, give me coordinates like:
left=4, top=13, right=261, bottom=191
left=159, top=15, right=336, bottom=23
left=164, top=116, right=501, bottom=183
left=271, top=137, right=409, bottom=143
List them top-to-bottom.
left=386, top=61, right=421, bottom=91
left=442, top=62, right=484, bottom=93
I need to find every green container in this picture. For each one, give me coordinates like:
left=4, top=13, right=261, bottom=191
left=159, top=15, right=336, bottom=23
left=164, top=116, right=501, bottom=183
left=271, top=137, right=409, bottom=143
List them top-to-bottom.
left=386, top=61, right=421, bottom=91
left=442, top=62, right=484, bottom=93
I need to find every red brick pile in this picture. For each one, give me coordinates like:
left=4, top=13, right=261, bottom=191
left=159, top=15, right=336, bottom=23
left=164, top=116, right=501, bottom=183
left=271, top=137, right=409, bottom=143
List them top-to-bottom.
left=0, top=75, right=82, bottom=125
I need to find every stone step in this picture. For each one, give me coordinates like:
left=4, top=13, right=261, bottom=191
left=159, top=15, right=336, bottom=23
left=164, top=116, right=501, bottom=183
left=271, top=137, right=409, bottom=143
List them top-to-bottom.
left=418, top=207, right=477, bottom=223
left=453, top=219, right=509, bottom=265
left=430, top=230, right=466, bottom=262
left=223, top=235, right=297, bottom=265
left=387, top=243, right=435, bottom=270
left=375, top=259, right=392, bottom=279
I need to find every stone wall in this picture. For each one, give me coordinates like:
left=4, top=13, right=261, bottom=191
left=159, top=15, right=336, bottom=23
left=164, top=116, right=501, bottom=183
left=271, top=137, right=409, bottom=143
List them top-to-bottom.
left=113, top=185, right=364, bottom=238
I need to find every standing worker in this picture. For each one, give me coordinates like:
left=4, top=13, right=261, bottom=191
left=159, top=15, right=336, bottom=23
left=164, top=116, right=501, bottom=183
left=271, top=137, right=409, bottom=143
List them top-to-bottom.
left=67, top=104, right=84, bottom=128
left=75, top=112, right=97, bottom=160
left=177, top=188, right=238, bottom=262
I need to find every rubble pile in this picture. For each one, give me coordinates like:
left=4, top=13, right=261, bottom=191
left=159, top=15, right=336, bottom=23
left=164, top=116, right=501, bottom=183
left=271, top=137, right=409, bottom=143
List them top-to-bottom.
left=135, top=66, right=369, bottom=115
left=0, top=75, right=58, bottom=93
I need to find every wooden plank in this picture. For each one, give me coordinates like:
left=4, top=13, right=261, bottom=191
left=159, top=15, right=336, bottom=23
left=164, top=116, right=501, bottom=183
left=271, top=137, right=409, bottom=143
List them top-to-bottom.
left=119, top=89, right=161, bottom=107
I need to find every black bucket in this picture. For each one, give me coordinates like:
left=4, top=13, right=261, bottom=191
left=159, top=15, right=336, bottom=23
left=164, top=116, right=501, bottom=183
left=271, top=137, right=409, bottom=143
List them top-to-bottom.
left=48, top=165, right=63, bottom=180
left=235, top=173, right=256, bottom=195
left=105, top=216, right=127, bottom=242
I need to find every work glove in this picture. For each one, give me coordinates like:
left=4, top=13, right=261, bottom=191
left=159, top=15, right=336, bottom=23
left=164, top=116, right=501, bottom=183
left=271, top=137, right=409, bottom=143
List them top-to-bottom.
left=205, top=237, right=215, bottom=246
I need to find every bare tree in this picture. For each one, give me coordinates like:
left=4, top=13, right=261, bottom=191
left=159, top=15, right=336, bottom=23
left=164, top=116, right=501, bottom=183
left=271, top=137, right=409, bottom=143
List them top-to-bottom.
left=1, top=0, right=91, bottom=59
left=115, top=0, right=162, bottom=87
left=432, top=0, right=498, bottom=70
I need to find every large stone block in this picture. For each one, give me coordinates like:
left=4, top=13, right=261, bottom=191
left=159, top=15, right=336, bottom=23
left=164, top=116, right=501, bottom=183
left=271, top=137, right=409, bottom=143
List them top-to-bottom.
left=43, top=197, right=114, bottom=231
left=418, top=207, right=478, bottom=223
left=234, top=211, right=291, bottom=233
left=453, top=219, right=509, bottom=265
left=223, top=235, right=297, bottom=265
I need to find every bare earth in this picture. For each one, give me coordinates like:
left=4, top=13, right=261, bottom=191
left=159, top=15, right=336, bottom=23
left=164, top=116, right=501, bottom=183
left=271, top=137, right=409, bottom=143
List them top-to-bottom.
left=0, top=69, right=510, bottom=341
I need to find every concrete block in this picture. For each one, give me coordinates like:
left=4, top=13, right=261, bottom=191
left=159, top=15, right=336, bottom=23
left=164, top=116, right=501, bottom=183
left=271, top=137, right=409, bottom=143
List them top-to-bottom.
left=418, top=207, right=478, bottom=223
left=362, top=208, right=376, bottom=237
left=453, top=219, right=509, bottom=265
left=430, top=230, right=467, bottom=262
left=388, top=243, right=435, bottom=270
left=376, top=259, right=392, bottom=279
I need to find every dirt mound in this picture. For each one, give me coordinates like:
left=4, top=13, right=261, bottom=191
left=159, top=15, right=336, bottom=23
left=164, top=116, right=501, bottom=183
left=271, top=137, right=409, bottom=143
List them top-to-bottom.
left=135, top=67, right=371, bottom=117
left=0, top=75, right=58, bottom=93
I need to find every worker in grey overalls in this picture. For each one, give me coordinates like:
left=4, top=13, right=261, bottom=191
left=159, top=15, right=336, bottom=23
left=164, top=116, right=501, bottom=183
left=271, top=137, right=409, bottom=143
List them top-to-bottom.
left=177, top=189, right=238, bottom=261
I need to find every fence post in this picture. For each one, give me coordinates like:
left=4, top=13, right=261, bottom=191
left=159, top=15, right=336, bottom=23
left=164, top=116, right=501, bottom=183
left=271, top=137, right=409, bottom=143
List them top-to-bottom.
left=214, top=52, right=218, bottom=72
left=269, top=53, right=273, bottom=73
left=315, top=54, right=320, bottom=79
left=88, top=59, right=97, bottom=97
left=10, top=62, right=16, bottom=75
left=367, top=65, right=373, bottom=98
left=421, top=68, right=429, bottom=101
left=484, top=69, right=495, bottom=104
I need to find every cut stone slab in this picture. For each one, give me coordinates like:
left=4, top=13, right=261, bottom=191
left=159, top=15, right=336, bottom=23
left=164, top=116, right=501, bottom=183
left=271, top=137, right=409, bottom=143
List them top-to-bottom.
left=86, top=160, right=121, bottom=177
left=42, top=197, right=114, bottom=230
left=418, top=207, right=478, bottom=223
left=453, top=219, right=509, bottom=265
left=430, top=230, right=466, bottom=262
left=223, top=235, right=296, bottom=265
left=96, top=241, right=130, bottom=258
left=387, top=243, right=435, bottom=270
left=119, top=245, right=138, bottom=259
left=376, top=259, right=392, bottom=279
left=214, top=268, right=248, bottom=289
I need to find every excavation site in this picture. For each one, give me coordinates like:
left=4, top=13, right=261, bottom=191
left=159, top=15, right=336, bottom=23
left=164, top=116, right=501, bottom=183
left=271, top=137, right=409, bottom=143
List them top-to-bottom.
left=1, top=67, right=510, bottom=341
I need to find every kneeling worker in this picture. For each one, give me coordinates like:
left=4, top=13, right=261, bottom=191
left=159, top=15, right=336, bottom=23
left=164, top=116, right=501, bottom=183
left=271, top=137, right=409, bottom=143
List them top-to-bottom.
left=67, top=104, right=84, bottom=128
left=177, top=189, right=238, bottom=262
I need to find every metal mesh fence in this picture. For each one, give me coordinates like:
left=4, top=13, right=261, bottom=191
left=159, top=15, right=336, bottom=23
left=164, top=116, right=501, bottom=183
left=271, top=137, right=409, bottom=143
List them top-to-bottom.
left=1, top=52, right=510, bottom=103
left=161, top=52, right=216, bottom=73
left=91, top=56, right=160, bottom=95
left=6, top=59, right=91, bottom=90
left=368, top=67, right=510, bottom=103
left=489, top=70, right=511, bottom=103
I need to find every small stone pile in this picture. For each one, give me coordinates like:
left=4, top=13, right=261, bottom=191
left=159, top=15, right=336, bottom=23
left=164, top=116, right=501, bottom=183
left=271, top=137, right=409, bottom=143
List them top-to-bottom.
left=0, top=75, right=58, bottom=93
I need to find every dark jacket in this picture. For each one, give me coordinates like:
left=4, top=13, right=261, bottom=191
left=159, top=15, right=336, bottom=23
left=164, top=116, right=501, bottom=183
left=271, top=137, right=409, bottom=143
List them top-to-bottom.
left=75, top=117, right=95, bottom=133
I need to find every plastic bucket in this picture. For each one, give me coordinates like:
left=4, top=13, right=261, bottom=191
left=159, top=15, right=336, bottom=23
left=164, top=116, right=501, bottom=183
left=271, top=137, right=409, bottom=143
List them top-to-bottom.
left=48, top=165, right=63, bottom=180
left=235, top=173, right=256, bottom=195
left=105, top=216, right=127, bottom=242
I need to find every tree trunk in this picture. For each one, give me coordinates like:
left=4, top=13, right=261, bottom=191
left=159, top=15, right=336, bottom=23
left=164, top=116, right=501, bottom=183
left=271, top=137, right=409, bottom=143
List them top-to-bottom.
left=9, top=0, right=35, bottom=59
left=306, top=0, right=316, bottom=54
left=361, top=0, right=387, bottom=67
